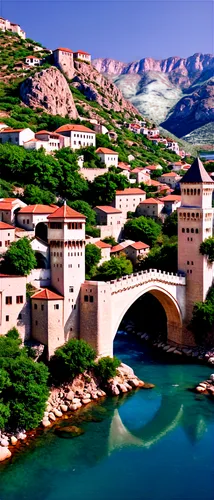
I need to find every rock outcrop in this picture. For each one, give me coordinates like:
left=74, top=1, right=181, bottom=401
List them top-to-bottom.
left=72, top=61, right=138, bottom=117
left=20, top=67, right=78, bottom=119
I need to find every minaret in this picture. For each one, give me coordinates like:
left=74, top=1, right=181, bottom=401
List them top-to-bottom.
left=178, top=158, right=214, bottom=321
left=47, top=203, right=86, bottom=340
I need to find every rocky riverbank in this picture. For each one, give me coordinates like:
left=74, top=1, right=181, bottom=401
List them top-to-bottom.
left=0, top=362, right=154, bottom=463
left=195, top=374, right=214, bottom=397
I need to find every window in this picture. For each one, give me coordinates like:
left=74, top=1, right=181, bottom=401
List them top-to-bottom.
left=23, top=219, right=25, bottom=224
left=27, top=219, right=29, bottom=224
left=50, top=222, right=62, bottom=229
left=182, top=228, right=185, bottom=233
left=186, top=228, right=189, bottom=233
left=191, top=228, right=194, bottom=233
left=195, top=228, right=199, bottom=234
left=0, top=242, right=2, bottom=247
left=187, top=261, right=189, bottom=265
left=191, top=261, right=194, bottom=265
left=69, top=286, right=74, bottom=293
left=84, top=295, right=88, bottom=302
left=5, top=296, right=12, bottom=305
left=16, top=296, right=23, bottom=304
left=89, top=296, right=94, bottom=303
left=34, top=303, right=37, bottom=310
left=41, top=304, right=44, bottom=311
left=54, top=304, right=59, bottom=310
left=18, top=313, right=22, bottom=320
left=6, top=315, right=9, bottom=322
left=35, top=320, right=38, bottom=326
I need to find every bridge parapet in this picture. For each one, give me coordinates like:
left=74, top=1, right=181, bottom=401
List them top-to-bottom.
left=109, top=269, right=186, bottom=294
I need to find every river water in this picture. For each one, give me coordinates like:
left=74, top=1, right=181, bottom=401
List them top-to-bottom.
left=0, top=333, right=213, bottom=500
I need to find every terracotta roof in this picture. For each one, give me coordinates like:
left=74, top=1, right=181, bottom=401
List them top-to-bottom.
left=54, top=47, right=73, bottom=53
left=74, top=50, right=90, bottom=55
left=26, top=55, right=40, bottom=59
left=130, top=123, right=140, bottom=129
left=55, top=124, right=95, bottom=133
left=0, top=128, right=25, bottom=133
left=35, top=130, right=62, bottom=137
left=24, top=138, right=40, bottom=143
left=96, top=147, right=118, bottom=155
left=180, top=157, right=214, bottom=184
left=171, top=162, right=183, bottom=166
left=118, top=163, right=130, bottom=171
left=146, top=165, right=161, bottom=170
left=132, top=167, right=145, bottom=173
left=160, top=172, right=180, bottom=178
left=148, top=179, right=162, bottom=187
left=115, top=188, right=145, bottom=195
left=160, top=195, right=181, bottom=202
left=140, top=197, right=164, bottom=205
left=1, top=198, right=18, bottom=202
left=0, top=202, right=12, bottom=210
left=18, top=204, right=57, bottom=214
left=47, top=204, right=86, bottom=219
left=95, top=206, right=122, bottom=214
left=0, top=221, right=15, bottom=230
left=94, top=240, right=112, bottom=249
left=129, top=241, right=150, bottom=250
left=110, top=244, right=124, bottom=253
left=0, top=273, right=23, bottom=278
left=31, top=288, right=64, bottom=300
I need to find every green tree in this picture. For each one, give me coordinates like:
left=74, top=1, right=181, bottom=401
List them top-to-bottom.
left=88, top=172, right=129, bottom=206
left=24, top=184, right=56, bottom=205
left=68, top=200, right=96, bottom=226
left=162, top=211, right=178, bottom=237
left=124, top=216, right=161, bottom=246
left=102, top=236, right=117, bottom=246
left=1, top=237, right=37, bottom=275
left=200, top=237, right=214, bottom=262
left=143, top=242, right=178, bottom=273
left=85, top=243, right=101, bottom=279
left=97, top=254, right=133, bottom=280
left=191, top=299, right=214, bottom=343
left=50, top=339, right=96, bottom=383
left=94, top=356, right=120, bottom=383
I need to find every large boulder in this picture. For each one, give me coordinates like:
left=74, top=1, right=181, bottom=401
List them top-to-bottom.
left=20, top=67, right=78, bottom=119
left=0, top=446, right=11, bottom=462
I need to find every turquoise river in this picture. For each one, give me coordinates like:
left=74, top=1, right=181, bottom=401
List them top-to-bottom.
left=0, top=333, right=214, bottom=500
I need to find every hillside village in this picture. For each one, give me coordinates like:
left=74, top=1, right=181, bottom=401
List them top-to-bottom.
left=0, top=18, right=214, bottom=358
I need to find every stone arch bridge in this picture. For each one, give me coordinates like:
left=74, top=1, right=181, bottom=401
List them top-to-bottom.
left=80, top=269, right=193, bottom=357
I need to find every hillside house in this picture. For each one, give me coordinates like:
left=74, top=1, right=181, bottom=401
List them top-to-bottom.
left=0, top=17, right=26, bottom=38
left=53, top=47, right=74, bottom=79
left=73, top=51, right=91, bottom=63
left=25, top=55, right=41, bottom=66
left=130, top=123, right=141, bottom=134
left=55, top=124, right=96, bottom=149
left=140, top=127, right=149, bottom=136
left=0, top=128, right=34, bottom=146
left=148, top=128, right=159, bottom=138
left=24, top=130, right=65, bottom=152
left=166, top=138, right=179, bottom=155
left=96, top=147, right=118, bottom=168
left=117, top=162, right=130, bottom=179
left=146, top=164, right=162, bottom=173
left=131, top=167, right=150, bottom=185
left=159, top=172, right=181, bottom=189
left=114, top=188, right=146, bottom=219
left=159, top=195, right=181, bottom=215
left=137, top=197, right=164, bottom=219
left=0, top=198, right=27, bottom=225
left=17, top=205, right=57, bottom=233
left=94, top=206, right=123, bottom=240
left=0, top=222, right=16, bottom=253
left=94, top=240, right=111, bottom=265
left=124, top=241, right=150, bottom=265
left=0, top=274, right=29, bottom=339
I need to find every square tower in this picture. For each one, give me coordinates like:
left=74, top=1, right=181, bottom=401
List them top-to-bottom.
left=178, top=158, right=214, bottom=321
left=47, top=203, right=86, bottom=340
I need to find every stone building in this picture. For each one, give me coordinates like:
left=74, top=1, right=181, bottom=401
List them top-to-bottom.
left=0, top=17, right=26, bottom=38
left=53, top=47, right=74, bottom=79
left=55, top=124, right=96, bottom=149
left=0, top=128, right=34, bottom=146
left=96, top=147, right=119, bottom=168
left=114, top=188, right=146, bottom=219
left=137, top=197, right=164, bottom=218
left=94, top=206, right=124, bottom=241
left=0, top=222, right=16, bottom=253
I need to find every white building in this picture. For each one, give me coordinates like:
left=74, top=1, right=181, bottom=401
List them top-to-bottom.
left=0, top=17, right=26, bottom=39
left=73, top=51, right=91, bottom=63
left=25, top=55, right=41, bottom=66
left=55, top=124, right=96, bottom=150
left=0, top=128, right=35, bottom=146
left=147, top=128, right=159, bottom=138
left=24, top=130, right=65, bottom=152
left=166, top=138, right=179, bottom=155
left=96, top=147, right=118, bottom=168
left=159, top=172, right=181, bottom=189
left=114, top=188, right=146, bottom=219
left=160, top=195, right=181, bottom=215
left=0, top=198, right=27, bottom=225
left=17, top=204, right=58, bottom=232
left=0, top=221, right=16, bottom=253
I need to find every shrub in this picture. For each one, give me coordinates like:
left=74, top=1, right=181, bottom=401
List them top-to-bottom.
left=1, top=237, right=37, bottom=276
left=200, top=237, right=214, bottom=262
left=50, top=339, right=96, bottom=383
left=94, top=356, right=120, bottom=383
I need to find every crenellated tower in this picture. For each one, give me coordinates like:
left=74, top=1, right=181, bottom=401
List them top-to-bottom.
left=178, top=158, right=214, bottom=323
left=47, top=203, right=86, bottom=341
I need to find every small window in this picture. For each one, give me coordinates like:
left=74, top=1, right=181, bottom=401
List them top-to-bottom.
left=27, top=219, right=29, bottom=224
left=182, top=228, right=185, bottom=233
left=186, top=228, right=189, bottom=233
left=191, top=228, right=194, bottom=233
left=195, top=228, right=199, bottom=234
left=187, top=261, right=189, bottom=265
left=69, top=286, right=74, bottom=293
left=16, top=295, right=23, bottom=304
left=84, top=295, right=88, bottom=302
left=5, top=296, right=12, bottom=305
left=89, top=296, right=94, bottom=303
left=34, top=303, right=37, bottom=310
left=41, top=304, right=44, bottom=311
left=54, top=304, right=59, bottom=310
left=18, top=313, right=22, bottom=320
left=6, top=315, right=9, bottom=322
left=35, top=320, right=38, bottom=326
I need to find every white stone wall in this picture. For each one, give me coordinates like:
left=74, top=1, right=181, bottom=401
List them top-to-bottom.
left=0, top=128, right=34, bottom=146
left=70, top=131, right=96, bottom=149
left=97, top=152, right=118, bottom=168
left=80, top=167, right=108, bottom=181
left=115, top=192, right=146, bottom=219
left=0, top=227, right=15, bottom=253
left=0, top=275, right=30, bottom=341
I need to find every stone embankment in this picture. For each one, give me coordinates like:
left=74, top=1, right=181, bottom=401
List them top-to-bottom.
left=0, top=363, right=154, bottom=463
left=195, top=374, right=214, bottom=397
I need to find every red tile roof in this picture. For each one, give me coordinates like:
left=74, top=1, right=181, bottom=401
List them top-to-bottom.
left=54, top=47, right=73, bottom=53
left=74, top=50, right=90, bottom=55
left=26, top=55, right=40, bottom=60
left=55, top=124, right=95, bottom=133
left=0, top=128, right=25, bottom=133
left=35, top=130, right=62, bottom=137
left=96, top=147, right=118, bottom=155
left=118, top=162, right=130, bottom=171
left=146, top=165, right=161, bottom=170
left=160, top=172, right=180, bottom=177
left=147, top=179, right=162, bottom=187
left=115, top=188, right=145, bottom=195
left=160, top=195, right=181, bottom=202
left=140, top=197, right=164, bottom=205
left=0, top=202, right=12, bottom=210
left=19, top=204, right=57, bottom=214
left=47, top=204, right=86, bottom=219
left=95, top=206, right=122, bottom=214
left=0, top=221, right=15, bottom=230
left=94, top=240, right=112, bottom=249
left=129, top=241, right=150, bottom=250
left=110, top=244, right=124, bottom=253
left=31, top=288, right=64, bottom=300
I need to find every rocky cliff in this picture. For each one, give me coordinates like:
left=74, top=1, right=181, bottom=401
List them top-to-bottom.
left=20, top=67, right=78, bottom=119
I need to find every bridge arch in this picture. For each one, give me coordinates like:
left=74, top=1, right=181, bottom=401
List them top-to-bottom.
left=112, top=284, right=183, bottom=344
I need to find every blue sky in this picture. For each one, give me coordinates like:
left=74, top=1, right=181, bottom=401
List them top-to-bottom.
left=2, top=1, right=214, bottom=61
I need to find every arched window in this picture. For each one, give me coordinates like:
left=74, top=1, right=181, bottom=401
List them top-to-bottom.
left=187, top=189, right=190, bottom=195
left=191, top=189, right=193, bottom=195
left=194, top=189, right=196, bottom=195
left=198, top=189, right=200, bottom=195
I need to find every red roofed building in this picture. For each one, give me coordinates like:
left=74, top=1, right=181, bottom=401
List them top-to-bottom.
left=53, top=47, right=74, bottom=80
left=73, top=50, right=91, bottom=63
left=25, top=55, right=41, bottom=67
left=54, top=124, right=96, bottom=150
left=0, top=127, right=34, bottom=146
left=96, top=147, right=118, bottom=168
left=159, top=172, right=181, bottom=189
left=114, top=188, right=146, bottom=219
left=160, top=194, right=181, bottom=214
left=137, top=197, right=164, bottom=218
left=0, top=198, right=27, bottom=225
left=17, top=205, right=58, bottom=232
left=94, top=206, right=124, bottom=241
left=0, top=221, right=16, bottom=252
left=93, top=240, right=111, bottom=265
left=124, top=241, right=150, bottom=264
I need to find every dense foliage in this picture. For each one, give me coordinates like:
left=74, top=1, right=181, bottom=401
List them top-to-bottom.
left=88, top=172, right=129, bottom=206
left=162, top=211, right=178, bottom=237
left=124, top=216, right=161, bottom=246
left=1, top=237, right=37, bottom=275
left=200, top=237, right=214, bottom=262
left=143, top=242, right=178, bottom=273
left=85, top=244, right=101, bottom=279
left=97, top=254, right=133, bottom=280
left=191, top=287, right=214, bottom=343
left=0, top=329, right=49, bottom=430
left=50, top=339, right=96, bottom=384
left=94, top=356, right=120, bottom=383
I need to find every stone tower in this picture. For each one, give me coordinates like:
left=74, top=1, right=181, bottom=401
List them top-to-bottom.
left=53, top=47, right=74, bottom=79
left=178, top=157, right=214, bottom=322
left=47, top=203, right=86, bottom=340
